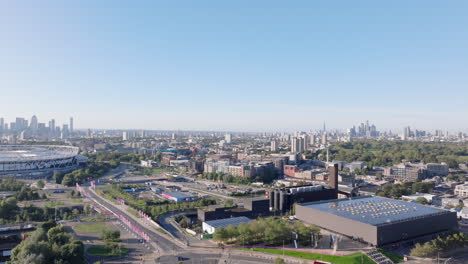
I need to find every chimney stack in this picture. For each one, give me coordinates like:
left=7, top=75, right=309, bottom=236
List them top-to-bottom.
left=328, top=163, right=339, bottom=192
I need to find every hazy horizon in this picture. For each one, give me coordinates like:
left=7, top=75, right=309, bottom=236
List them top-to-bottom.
left=1, top=1, right=467, bottom=131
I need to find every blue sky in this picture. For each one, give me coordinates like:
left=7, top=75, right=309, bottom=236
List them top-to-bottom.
left=1, top=1, right=467, bottom=132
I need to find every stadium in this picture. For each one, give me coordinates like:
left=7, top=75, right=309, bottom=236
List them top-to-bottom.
left=0, top=145, right=87, bottom=178
left=295, top=196, right=457, bottom=246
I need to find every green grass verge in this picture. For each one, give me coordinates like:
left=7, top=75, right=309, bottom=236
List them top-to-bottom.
left=71, top=199, right=83, bottom=203
left=44, top=201, right=64, bottom=207
left=127, top=207, right=140, bottom=218
left=81, top=217, right=106, bottom=222
left=74, top=224, right=107, bottom=233
left=155, top=227, right=170, bottom=236
left=87, top=245, right=128, bottom=257
left=236, top=248, right=375, bottom=264
left=377, top=249, right=404, bottom=263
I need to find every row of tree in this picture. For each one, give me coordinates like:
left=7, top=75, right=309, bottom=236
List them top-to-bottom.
left=323, top=141, right=468, bottom=168
left=85, top=152, right=151, bottom=164
left=54, top=162, right=117, bottom=187
left=199, top=170, right=279, bottom=185
left=0, top=178, right=42, bottom=201
left=375, top=182, right=435, bottom=199
left=101, top=185, right=217, bottom=218
left=213, top=217, right=320, bottom=246
left=10, top=222, right=85, bottom=264
left=410, top=233, right=468, bottom=257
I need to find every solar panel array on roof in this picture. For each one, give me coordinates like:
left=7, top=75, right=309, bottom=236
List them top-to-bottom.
left=163, top=192, right=193, bottom=199
left=301, top=196, right=448, bottom=226
left=204, top=216, right=252, bottom=229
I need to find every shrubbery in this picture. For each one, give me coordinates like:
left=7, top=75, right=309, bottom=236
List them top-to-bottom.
left=323, top=141, right=468, bottom=168
left=213, top=217, right=320, bottom=246
left=10, top=225, right=85, bottom=264
left=410, top=233, right=468, bottom=257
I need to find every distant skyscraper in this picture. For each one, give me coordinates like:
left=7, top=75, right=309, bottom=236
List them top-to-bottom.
left=30, top=115, right=38, bottom=132
left=15, top=117, right=26, bottom=132
left=70, top=117, right=74, bottom=133
left=0, top=118, right=3, bottom=131
left=49, top=119, right=55, bottom=132
left=61, top=124, right=69, bottom=139
left=402, top=126, right=410, bottom=140
left=122, top=131, right=129, bottom=141
left=225, top=133, right=232, bottom=144
left=309, top=133, right=316, bottom=146
left=321, top=134, right=328, bottom=145
left=291, top=137, right=304, bottom=153
left=271, top=140, right=278, bottom=152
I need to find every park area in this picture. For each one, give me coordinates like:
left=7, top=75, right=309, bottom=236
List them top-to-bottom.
left=68, top=219, right=130, bottom=260
left=87, top=245, right=129, bottom=258
left=236, top=248, right=376, bottom=264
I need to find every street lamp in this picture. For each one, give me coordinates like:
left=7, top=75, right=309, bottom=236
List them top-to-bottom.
left=282, top=240, right=285, bottom=257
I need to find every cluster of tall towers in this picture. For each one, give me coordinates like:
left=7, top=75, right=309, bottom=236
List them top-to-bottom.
left=0, top=116, right=74, bottom=140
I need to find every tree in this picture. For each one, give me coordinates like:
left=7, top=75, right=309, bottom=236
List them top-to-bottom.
left=155, top=152, right=163, bottom=162
left=53, top=172, right=65, bottom=184
left=375, top=173, right=383, bottom=180
left=61, top=175, right=74, bottom=187
left=37, top=180, right=45, bottom=189
left=415, top=197, right=428, bottom=205
left=84, top=204, right=92, bottom=216
left=179, top=218, right=189, bottom=228
left=41, top=220, right=57, bottom=232
left=10, top=226, right=85, bottom=264
left=47, top=226, right=71, bottom=246
left=213, top=227, right=229, bottom=242
left=100, top=230, right=121, bottom=242
left=274, top=257, right=286, bottom=264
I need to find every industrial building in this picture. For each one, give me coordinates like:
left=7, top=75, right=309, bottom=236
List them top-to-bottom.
left=269, top=164, right=339, bottom=213
left=161, top=192, right=194, bottom=202
left=295, top=196, right=458, bottom=246
left=197, top=197, right=270, bottom=222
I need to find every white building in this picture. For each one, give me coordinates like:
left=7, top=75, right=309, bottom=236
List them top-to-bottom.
left=122, top=131, right=131, bottom=141
left=225, top=133, right=232, bottom=144
left=271, top=140, right=278, bottom=152
left=140, top=160, right=155, bottom=168
left=455, top=183, right=468, bottom=198
left=401, top=193, right=436, bottom=203
left=202, top=216, right=252, bottom=234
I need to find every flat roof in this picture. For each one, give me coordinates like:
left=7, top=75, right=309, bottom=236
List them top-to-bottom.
left=162, top=192, right=193, bottom=199
left=299, top=196, right=450, bottom=226
left=204, top=216, right=251, bottom=229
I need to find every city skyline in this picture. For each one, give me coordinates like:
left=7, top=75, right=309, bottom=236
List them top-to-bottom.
left=1, top=1, right=468, bottom=131
left=0, top=114, right=467, bottom=135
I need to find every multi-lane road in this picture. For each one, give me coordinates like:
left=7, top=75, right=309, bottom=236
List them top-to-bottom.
left=81, top=166, right=306, bottom=263
left=84, top=185, right=301, bottom=264
left=85, top=185, right=225, bottom=263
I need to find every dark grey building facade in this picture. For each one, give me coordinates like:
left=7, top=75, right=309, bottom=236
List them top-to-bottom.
left=296, top=196, right=458, bottom=246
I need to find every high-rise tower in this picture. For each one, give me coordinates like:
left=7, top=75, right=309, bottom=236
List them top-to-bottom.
left=70, top=117, right=74, bottom=133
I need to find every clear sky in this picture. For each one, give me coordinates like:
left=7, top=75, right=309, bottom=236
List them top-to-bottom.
left=1, top=1, right=467, bottom=132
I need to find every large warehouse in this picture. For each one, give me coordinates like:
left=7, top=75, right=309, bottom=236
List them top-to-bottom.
left=0, top=145, right=86, bottom=178
left=296, top=196, right=457, bottom=246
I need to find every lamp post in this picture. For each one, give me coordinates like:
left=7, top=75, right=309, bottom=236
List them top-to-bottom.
left=282, top=240, right=285, bottom=257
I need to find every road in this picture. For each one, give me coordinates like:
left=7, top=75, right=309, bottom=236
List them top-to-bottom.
left=82, top=167, right=323, bottom=264
left=84, top=186, right=229, bottom=263
left=86, top=186, right=181, bottom=253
